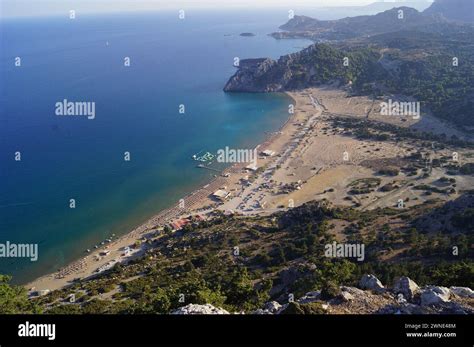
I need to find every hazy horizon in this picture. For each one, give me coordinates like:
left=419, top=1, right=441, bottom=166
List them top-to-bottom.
left=1, top=0, right=434, bottom=19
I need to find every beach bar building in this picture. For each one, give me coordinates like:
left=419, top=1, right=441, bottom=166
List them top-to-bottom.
left=261, top=149, right=276, bottom=157
left=245, top=164, right=258, bottom=172
left=212, top=189, right=231, bottom=201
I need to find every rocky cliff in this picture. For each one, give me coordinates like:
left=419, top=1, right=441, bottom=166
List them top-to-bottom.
left=223, top=43, right=381, bottom=93
left=223, top=58, right=280, bottom=92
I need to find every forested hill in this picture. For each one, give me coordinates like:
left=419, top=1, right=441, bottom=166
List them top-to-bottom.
left=424, top=0, right=474, bottom=23
left=273, top=2, right=474, bottom=42
left=272, top=7, right=449, bottom=41
left=225, top=28, right=474, bottom=129
left=224, top=44, right=383, bottom=92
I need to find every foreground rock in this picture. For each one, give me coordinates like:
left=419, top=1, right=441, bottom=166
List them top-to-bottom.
left=359, top=274, right=385, bottom=293
left=393, top=277, right=420, bottom=301
left=171, top=280, right=473, bottom=315
left=252, top=281, right=473, bottom=315
left=420, top=286, right=451, bottom=306
left=450, top=287, right=474, bottom=298
left=298, top=291, right=321, bottom=304
left=253, top=301, right=282, bottom=314
left=171, top=304, right=229, bottom=315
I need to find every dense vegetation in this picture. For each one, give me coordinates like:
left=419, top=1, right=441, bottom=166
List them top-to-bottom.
left=367, top=29, right=474, bottom=128
left=322, top=30, right=474, bottom=129
left=278, top=44, right=387, bottom=91
left=0, top=275, right=40, bottom=314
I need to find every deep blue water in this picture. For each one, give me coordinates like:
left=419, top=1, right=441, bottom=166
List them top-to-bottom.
left=0, top=10, right=311, bottom=283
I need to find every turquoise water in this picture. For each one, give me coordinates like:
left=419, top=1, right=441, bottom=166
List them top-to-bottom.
left=0, top=10, right=311, bottom=284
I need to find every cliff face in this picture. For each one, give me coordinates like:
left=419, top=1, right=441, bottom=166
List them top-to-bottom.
left=223, top=53, right=298, bottom=93
left=223, top=58, right=280, bottom=92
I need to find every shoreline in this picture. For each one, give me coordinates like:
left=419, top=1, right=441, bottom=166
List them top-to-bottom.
left=25, top=86, right=474, bottom=294
left=25, top=92, right=298, bottom=293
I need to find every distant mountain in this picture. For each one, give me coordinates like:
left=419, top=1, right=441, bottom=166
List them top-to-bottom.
left=424, top=0, right=474, bottom=23
left=309, top=1, right=433, bottom=20
left=364, top=1, right=432, bottom=12
left=273, top=7, right=448, bottom=41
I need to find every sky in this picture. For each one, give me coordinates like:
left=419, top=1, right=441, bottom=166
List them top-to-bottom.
left=0, top=0, right=432, bottom=19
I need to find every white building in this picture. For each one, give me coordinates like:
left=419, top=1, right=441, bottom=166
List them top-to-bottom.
left=261, top=149, right=276, bottom=157
left=245, top=164, right=258, bottom=171
left=212, top=189, right=231, bottom=201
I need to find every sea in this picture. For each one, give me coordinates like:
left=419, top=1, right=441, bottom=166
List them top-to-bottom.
left=0, top=10, right=312, bottom=284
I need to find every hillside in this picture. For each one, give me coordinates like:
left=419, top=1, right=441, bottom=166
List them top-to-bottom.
left=424, top=0, right=474, bottom=23
left=272, top=7, right=449, bottom=41
left=225, top=29, right=474, bottom=129
left=224, top=44, right=384, bottom=92
left=11, top=195, right=472, bottom=314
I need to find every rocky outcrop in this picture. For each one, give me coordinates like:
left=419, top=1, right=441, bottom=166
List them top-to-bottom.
left=223, top=58, right=280, bottom=92
left=359, top=274, right=385, bottom=293
left=393, top=276, right=420, bottom=301
left=171, top=277, right=473, bottom=315
left=253, top=277, right=473, bottom=315
left=340, top=286, right=366, bottom=297
left=420, top=286, right=451, bottom=306
left=450, top=287, right=474, bottom=298
left=298, top=291, right=321, bottom=304
left=339, top=291, right=354, bottom=302
left=253, top=301, right=282, bottom=315
left=171, top=304, right=230, bottom=315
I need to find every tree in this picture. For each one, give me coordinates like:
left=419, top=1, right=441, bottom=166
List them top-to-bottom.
left=163, top=225, right=172, bottom=234
left=271, top=247, right=286, bottom=266
left=225, top=267, right=255, bottom=309
left=0, top=275, right=40, bottom=314
left=151, top=288, right=171, bottom=313
left=195, top=288, right=226, bottom=308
